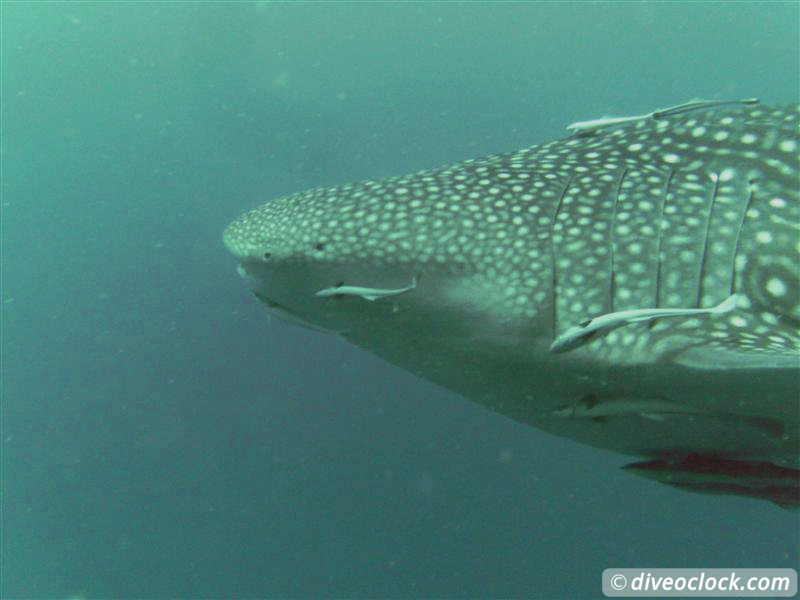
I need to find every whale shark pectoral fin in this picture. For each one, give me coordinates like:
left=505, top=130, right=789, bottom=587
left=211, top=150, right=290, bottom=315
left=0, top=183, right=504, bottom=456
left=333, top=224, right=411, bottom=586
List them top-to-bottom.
left=315, top=275, right=417, bottom=301
left=549, top=294, right=740, bottom=353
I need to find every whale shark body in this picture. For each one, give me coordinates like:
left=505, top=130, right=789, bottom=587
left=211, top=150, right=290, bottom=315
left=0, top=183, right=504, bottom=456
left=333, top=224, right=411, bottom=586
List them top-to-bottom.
left=224, top=100, right=800, bottom=508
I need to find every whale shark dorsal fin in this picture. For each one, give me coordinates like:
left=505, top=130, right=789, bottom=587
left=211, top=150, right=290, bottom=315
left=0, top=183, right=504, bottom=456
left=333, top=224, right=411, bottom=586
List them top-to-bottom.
left=567, top=98, right=759, bottom=133
left=315, top=275, right=417, bottom=301
left=550, top=294, right=739, bottom=353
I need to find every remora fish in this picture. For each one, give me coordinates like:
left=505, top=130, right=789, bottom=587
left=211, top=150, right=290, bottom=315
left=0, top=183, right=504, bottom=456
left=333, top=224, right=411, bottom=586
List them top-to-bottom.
left=224, top=99, right=800, bottom=507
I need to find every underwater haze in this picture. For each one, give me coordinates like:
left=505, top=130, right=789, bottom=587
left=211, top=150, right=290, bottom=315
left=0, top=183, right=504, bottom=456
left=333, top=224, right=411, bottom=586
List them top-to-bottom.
left=2, top=2, right=799, bottom=598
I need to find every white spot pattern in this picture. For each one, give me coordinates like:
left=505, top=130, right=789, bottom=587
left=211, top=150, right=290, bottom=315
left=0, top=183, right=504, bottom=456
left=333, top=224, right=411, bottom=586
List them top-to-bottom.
left=224, top=103, right=800, bottom=365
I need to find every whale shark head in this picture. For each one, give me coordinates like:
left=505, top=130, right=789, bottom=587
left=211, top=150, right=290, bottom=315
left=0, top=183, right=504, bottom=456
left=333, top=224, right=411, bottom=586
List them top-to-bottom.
left=224, top=100, right=800, bottom=507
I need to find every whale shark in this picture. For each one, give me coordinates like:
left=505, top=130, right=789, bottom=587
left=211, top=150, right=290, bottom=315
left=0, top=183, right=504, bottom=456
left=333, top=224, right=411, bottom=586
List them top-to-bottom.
left=224, top=99, right=800, bottom=508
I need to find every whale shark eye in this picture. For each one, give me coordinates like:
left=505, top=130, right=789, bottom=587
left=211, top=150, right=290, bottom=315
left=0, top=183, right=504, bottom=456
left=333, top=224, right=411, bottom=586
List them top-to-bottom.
left=315, top=242, right=326, bottom=252
left=263, top=252, right=272, bottom=260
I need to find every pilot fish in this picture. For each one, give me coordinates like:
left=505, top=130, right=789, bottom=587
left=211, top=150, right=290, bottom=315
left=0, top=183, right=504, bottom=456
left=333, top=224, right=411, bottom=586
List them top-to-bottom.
left=224, top=99, right=800, bottom=508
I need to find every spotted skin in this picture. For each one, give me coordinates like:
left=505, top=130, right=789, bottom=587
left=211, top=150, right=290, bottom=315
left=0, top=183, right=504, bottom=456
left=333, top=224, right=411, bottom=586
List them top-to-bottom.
left=224, top=102, right=800, bottom=505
